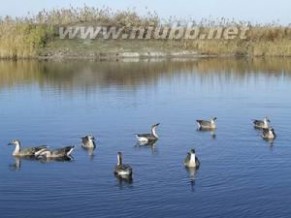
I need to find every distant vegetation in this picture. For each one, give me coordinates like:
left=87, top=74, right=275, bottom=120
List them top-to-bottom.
left=1, top=6, right=291, bottom=59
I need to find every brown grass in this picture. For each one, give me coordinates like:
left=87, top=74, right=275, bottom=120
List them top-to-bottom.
left=1, top=6, right=291, bottom=59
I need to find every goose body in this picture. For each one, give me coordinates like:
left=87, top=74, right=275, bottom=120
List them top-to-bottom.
left=196, top=117, right=217, bottom=129
left=253, top=117, right=270, bottom=129
left=136, top=123, right=160, bottom=143
left=261, top=128, right=276, bottom=140
left=81, top=135, right=96, bottom=149
left=8, top=140, right=47, bottom=157
left=35, top=146, right=74, bottom=158
left=184, top=149, right=200, bottom=169
left=114, top=152, right=133, bottom=178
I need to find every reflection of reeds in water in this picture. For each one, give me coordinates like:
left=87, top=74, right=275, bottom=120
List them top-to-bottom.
left=0, top=58, right=291, bottom=92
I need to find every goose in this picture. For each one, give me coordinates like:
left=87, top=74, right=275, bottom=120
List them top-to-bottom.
left=196, top=117, right=217, bottom=129
left=252, top=117, right=270, bottom=129
left=136, top=123, right=160, bottom=143
left=261, top=127, right=276, bottom=140
left=81, top=135, right=96, bottom=149
left=8, top=140, right=47, bottom=157
left=35, top=146, right=75, bottom=158
left=184, top=149, right=200, bottom=169
left=114, top=152, right=133, bottom=178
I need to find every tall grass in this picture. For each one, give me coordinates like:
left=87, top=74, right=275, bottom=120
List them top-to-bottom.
left=0, top=6, right=159, bottom=59
left=1, top=6, right=291, bottom=59
left=0, top=18, right=53, bottom=58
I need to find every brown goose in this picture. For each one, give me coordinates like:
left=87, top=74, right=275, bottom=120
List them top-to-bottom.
left=196, top=117, right=217, bottom=129
left=252, top=117, right=270, bottom=129
left=136, top=123, right=160, bottom=143
left=261, top=127, right=276, bottom=140
left=81, top=135, right=96, bottom=149
left=8, top=140, right=47, bottom=157
left=35, top=146, right=74, bottom=158
left=184, top=149, right=200, bottom=169
left=114, top=152, right=133, bottom=178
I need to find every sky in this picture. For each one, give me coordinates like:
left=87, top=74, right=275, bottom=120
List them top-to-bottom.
left=1, top=0, right=290, bottom=25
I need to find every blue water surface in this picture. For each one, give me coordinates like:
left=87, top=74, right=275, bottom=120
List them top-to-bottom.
left=0, top=59, right=290, bottom=218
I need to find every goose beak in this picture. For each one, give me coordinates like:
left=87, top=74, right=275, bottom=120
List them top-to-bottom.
left=8, top=142, right=14, bottom=146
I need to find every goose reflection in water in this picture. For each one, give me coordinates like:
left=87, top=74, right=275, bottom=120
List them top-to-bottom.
left=196, top=128, right=216, bottom=139
left=263, top=137, right=275, bottom=150
left=134, top=140, right=158, bottom=154
left=82, top=147, right=95, bottom=160
left=9, top=155, right=73, bottom=170
left=37, top=155, right=74, bottom=163
left=9, top=157, right=36, bottom=171
left=185, top=167, right=199, bottom=192
left=115, top=174, right=133, bottom=186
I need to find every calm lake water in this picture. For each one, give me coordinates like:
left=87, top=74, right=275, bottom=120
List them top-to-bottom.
left=0, top=58, right=291, bottom=218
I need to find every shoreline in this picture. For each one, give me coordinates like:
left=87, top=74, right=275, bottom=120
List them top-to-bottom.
left=2, top=50, right=291, bottom=61
left=14, top=51, right=291, bottom=61
left=37, top=51, right=230, bottom=61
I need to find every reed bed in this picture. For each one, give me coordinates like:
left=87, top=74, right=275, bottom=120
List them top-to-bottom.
left=1, top=6, right=291, bottom=59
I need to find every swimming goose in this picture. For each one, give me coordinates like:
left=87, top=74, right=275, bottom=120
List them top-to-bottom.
left=196, top=117, right=217, bottom=129
left=252, top=117, right=270, bottom=129
left=136, top=123, right=160, bottom=143
left=261, top=127, right=276, bottom=140
left=81, top=135, right=96, bottom=149
left=8, top=140, right=47, bottom=157
left=35, top=146, right=75, bottom=158
left=184, top=149, right=200, bottom=169
left=114, top=152, right=133, bottom=178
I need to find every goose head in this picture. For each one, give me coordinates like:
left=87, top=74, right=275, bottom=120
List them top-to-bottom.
left=263, top=117, right=271, bottom=123
left=151, top=123, right=160, bottom=138
left=152, top=123, right=160, bottom=128
left=269, top=128, right=276, bottom=135
left=86, top=135, right=95, bottom=142
left=86, top=135, right=96, bottom=146
left=8, top=139, right=21, bottom=147
left=190, top=149, right=196, bottom=154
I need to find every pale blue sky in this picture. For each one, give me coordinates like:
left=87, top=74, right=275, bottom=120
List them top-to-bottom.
left=1, top=0, right=290, bottom=25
